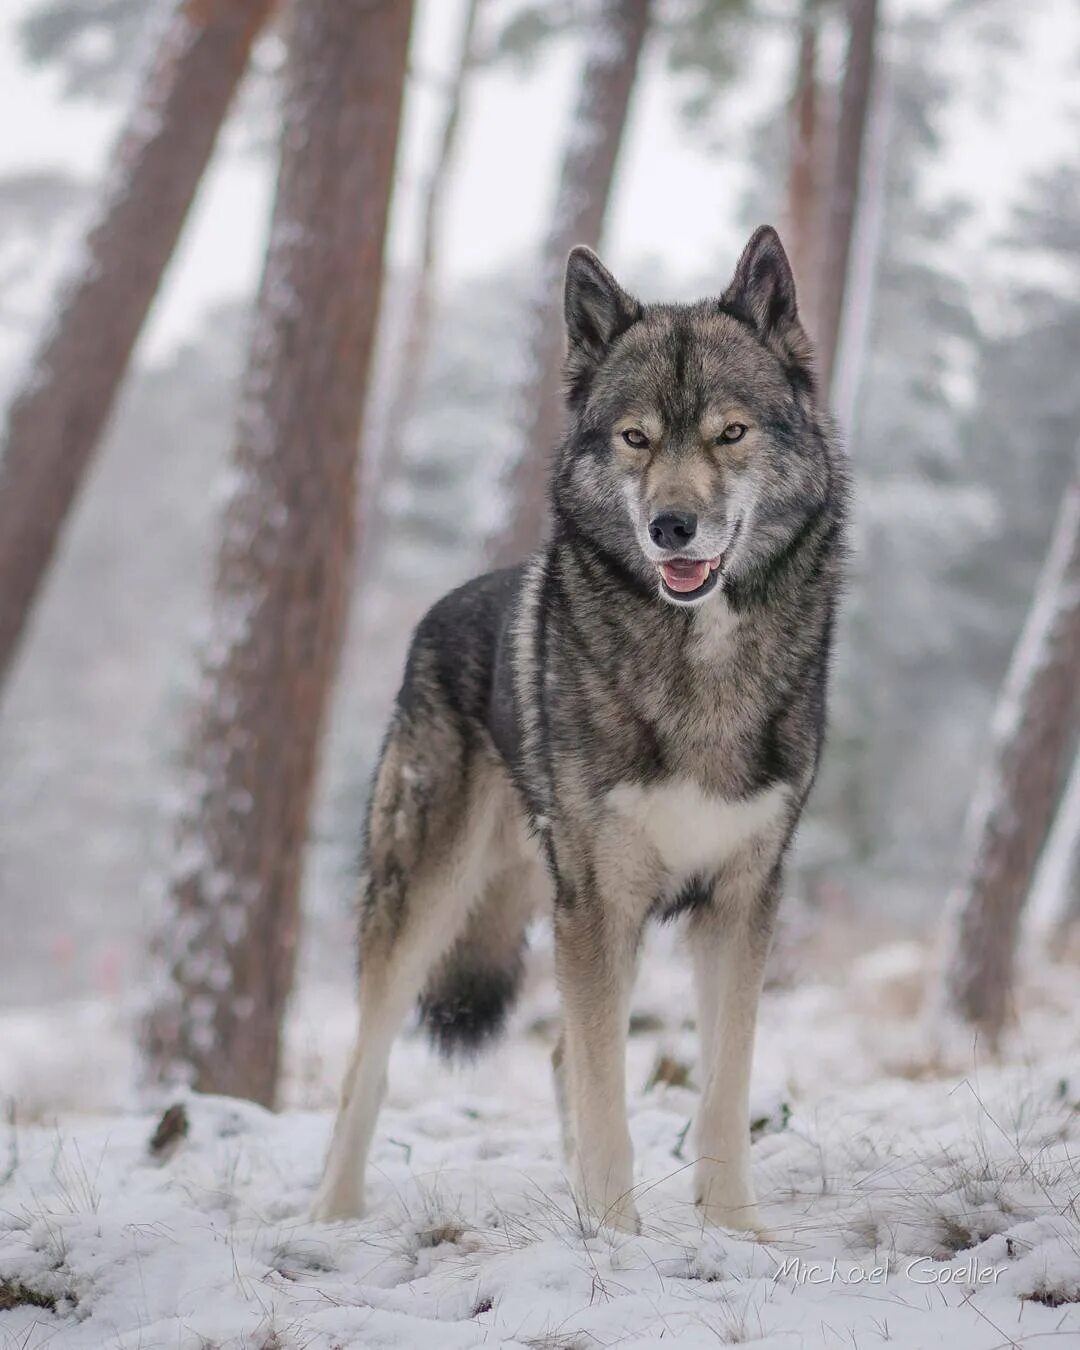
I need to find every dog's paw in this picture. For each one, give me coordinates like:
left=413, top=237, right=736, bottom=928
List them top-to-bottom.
left=694, top=1156, right=763, bottom=1236
left=572, top=1175, right=640, bottom=1236
left=309, top=1187, right=365, bottom=1224
left=599, top=1197, right=641, bottom=1235
left=695, top=1197, right=767, bottom=1237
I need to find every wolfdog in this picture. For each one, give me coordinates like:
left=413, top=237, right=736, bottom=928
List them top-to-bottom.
left=313, top=226, right=847, bottom=1234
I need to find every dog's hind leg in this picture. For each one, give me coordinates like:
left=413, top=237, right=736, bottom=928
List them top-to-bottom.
left=311, top=730, right=509, bottom=1222
left=311, top=922, right=433, bottom=1221
left=551, top=1030, right=574, bottom=1167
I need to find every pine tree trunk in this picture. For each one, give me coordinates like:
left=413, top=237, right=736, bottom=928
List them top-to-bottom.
left=0, top=0, right=274, bottom=694
left=141, top=0, right=414, bottom=1108
left=372, top=0, right=485, bottom=499
left=490, top=0, right=651, bottom=568
left=787, top=0, right=822, bottom=339
left=816, top=0, right=878, bottom=397
left=828, top=50, right=894, bottom=435
left=936, top=439, right=1080, bottom=1046
left=1029, top=745, right=1080, bottom=940
left=1054, top=760, right=1080, bottom=934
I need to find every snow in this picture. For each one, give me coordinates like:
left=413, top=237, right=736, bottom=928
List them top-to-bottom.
left=2, top=929, right=1079, bottom=1348
left=2, top=1058, right=1078, bottom=1348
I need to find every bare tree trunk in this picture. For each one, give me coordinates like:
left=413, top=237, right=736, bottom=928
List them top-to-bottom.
left=0, top=0, right=275, bottom=695
left=141, top=0, right=414, bottom=1107
left=371, top=0, right=485, bottom=500
left=490, top=0, right=651, bottom=568
left=786, top=0, right=822, bottom=338
left=816, top=0, right=878, bottom=397
left=829, top=50, right=895, bottom=436
left=935, top=439, right=1080, bottom=1046
left=1028, top=745, right=1080, bottom=940
left=1052, top=757, right=1080, bottom=935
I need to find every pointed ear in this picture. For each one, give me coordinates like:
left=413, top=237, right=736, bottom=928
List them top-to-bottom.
left=723, top=226, right=799, bottom=336
left=564, top=246, right=642, bottom=375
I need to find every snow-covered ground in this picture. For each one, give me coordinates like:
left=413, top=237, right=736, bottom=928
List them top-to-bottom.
left=2, top=928, right=1079, bottom=1348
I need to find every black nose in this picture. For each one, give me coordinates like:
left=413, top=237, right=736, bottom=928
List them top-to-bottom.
left=649, top=509, right=698, bottom=551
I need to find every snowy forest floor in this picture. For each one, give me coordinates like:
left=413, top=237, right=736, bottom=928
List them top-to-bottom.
left=2, top=924, right=1080, bottom=1349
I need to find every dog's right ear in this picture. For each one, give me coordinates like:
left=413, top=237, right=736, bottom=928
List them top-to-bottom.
left=564, top=246, right=641, bottom=392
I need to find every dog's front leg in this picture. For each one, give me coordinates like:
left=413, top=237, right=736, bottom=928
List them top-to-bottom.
left=688, top=881, right=778, bottom=1235
left=554, top=894, right=640, bottom=1234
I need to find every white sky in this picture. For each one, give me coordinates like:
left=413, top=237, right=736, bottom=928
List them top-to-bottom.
left=0, top=0, right=1076, bottom=365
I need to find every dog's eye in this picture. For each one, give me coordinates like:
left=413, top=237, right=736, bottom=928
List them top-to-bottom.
left=717, top=423, right=748, bottom=444
left=622, top=428, right=650, bottom=450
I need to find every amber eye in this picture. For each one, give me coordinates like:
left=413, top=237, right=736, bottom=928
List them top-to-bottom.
left=717, top=423, right=748, bottom=444
left=622, top=428, right=650, bottom=450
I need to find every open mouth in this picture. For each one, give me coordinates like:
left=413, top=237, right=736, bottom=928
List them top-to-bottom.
left=655, top=520, right=741, bottom=603
left=657, top=555, right=723, bottom=601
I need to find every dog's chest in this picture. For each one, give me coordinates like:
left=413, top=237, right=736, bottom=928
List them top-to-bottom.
left=604, top=778, right=789, bottom=880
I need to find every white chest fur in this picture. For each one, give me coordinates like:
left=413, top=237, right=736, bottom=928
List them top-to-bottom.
left=688, top=593, right=741, bottom=663
left=604, top=779, right=789, bottom=881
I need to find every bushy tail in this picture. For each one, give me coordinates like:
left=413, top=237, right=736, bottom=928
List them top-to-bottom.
left=417, top=888, right=530, bottom=1060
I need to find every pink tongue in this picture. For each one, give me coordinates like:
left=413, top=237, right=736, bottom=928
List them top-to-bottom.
left=660, top=559, right=710, bottom=593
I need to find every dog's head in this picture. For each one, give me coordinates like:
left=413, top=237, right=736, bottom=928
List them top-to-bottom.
left=553, top=226, right=831, bottom=607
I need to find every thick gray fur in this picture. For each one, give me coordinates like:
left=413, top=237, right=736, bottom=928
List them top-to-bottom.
left=313, top=226, right=848, bottom=1234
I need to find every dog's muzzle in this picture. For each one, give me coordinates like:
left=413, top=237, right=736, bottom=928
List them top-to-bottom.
left=654, top=519, right=741, bottom=603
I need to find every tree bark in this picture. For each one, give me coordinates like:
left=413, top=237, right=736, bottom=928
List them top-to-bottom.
left=0, top=0, right=275, bottom=695
left=141, top=0, right=414, bottom=1107
left=372, top=0, right=485, bottom=498
left=490, top=0, right=651, bottom=568
left=786, top=0, right=823, bottom=339
left=816, top=0, right=878, bottom=397
left=828, top=49, right=894, bottom=436
left=936, top=439, right=1080, bottom=1046
left=1029, top=745, right=1080, bottom=940
left=1052, top=757, right=1080, bottom=935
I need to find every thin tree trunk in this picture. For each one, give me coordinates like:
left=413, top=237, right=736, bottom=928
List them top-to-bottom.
left=0, top=0, right=275, bottom=694
left=141, top=0, right=414, bottom=1107
left=371, top=0, right=485, bottom=504
left=490, top=0, right=651, bottom=568
left=787, top=0, right=822, bottom=338
left=816, top=0, right=878, bottom=397
left=829, top=51, right=894, bottom=435
left=936, top=439, right=1080, bottom=1046
left=1028, top=745, right=1080, bottom=940
left=1052, top=758, right=1080, bottom=935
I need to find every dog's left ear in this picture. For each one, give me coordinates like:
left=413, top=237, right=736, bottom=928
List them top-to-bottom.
left=723, top=225, right=799, bottom=336
left=723, top=226, right=816, bottom=393
left=564, top=246, right=642, bottom=383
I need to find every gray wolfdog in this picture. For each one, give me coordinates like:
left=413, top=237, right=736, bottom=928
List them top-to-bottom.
left=313, top=226, right=847, bottom=1234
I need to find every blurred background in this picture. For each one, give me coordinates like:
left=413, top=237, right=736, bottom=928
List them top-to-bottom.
left=0, top=0, right=1078, bottom=1115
